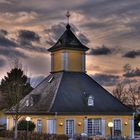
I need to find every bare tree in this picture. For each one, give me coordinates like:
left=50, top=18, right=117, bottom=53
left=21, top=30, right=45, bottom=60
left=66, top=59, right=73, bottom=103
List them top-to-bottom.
left=112, top=82, right=128, bottom=104
left=113, top=82, right=140, bottom=112
left=127, top=85, right=140, bottom=112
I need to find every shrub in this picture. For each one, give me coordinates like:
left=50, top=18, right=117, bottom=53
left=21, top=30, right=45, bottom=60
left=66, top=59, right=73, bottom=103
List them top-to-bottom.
left=17, top=119, right=36, bottom=131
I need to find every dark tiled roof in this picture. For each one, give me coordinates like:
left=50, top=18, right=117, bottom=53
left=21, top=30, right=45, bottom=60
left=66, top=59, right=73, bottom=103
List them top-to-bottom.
left=48, top=24, right=89, bottom=52
left=6, top=72, right=133, bottom=115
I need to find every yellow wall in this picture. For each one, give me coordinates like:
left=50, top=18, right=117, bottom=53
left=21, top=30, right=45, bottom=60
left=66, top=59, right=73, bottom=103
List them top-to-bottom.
left=51, top=50, right=85, bottom=72
left=7, top=114, right=133, bottom=137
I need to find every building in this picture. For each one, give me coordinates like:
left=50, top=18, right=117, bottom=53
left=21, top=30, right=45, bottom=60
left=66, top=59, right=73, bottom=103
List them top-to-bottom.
left=6, top=21, right=134, bottom=138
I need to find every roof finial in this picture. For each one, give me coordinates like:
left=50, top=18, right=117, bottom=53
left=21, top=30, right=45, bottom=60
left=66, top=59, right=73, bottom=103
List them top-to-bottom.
left=66, top=11, right=70, bottom=24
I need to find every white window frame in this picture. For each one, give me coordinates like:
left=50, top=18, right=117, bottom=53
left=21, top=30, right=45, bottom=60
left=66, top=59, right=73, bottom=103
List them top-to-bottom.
left=88, top=96, right=94, bottom=106
left=87, top=118, right=102, bottom=136
left=113, top=118, right=122, bottom=136
left=37, top=119, right=42, bottom=134
left=65, top=119, right=75, bottom=137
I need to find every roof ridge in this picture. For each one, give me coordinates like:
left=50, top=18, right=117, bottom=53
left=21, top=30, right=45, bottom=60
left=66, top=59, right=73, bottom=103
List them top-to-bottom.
left=48, top=72, right=64, bottom=112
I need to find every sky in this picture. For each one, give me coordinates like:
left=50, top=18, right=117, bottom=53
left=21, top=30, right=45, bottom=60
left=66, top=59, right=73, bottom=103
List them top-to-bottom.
left=0, top=0, right=140, bottom=91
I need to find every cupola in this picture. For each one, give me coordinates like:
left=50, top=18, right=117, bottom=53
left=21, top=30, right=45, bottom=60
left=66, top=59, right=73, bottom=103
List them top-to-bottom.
left=48, top=12, right=89, bottom=73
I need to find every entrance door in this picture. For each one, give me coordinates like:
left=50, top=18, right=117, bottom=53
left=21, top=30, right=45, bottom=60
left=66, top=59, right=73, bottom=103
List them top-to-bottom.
left=65, top=119, right=74, bottom=136
left=113, top=119, right=122, bottom=136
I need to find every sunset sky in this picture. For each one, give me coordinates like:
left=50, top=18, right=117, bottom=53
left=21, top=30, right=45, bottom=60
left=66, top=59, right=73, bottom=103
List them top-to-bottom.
left=0, top=0, right=140, bottom=91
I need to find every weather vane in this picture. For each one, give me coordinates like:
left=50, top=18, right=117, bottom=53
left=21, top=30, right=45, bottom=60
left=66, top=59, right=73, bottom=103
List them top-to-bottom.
left=66, top=11, right=71, bottom=24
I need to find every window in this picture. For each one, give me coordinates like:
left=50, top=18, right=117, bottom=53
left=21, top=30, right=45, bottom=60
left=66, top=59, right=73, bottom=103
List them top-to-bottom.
left=88, top=96, right=94, bottom=106
left=37, top=119, right=42, bottom=134
left=46, top=119, right=56, bottom=134
left=65, top=119, right=74, bottom=136
left=87, top=119, right=101, bottom=136
left=113, top=119, right=121, bottom=136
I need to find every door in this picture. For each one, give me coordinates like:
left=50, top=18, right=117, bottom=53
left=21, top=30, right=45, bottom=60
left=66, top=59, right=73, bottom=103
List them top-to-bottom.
left=65, top=119, right=74, bottom=137
left=113, top=119, right=122, bottom=136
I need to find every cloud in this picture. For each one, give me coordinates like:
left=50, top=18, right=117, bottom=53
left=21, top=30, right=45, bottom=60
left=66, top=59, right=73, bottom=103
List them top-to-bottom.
left=45, top=22, right=90, bottom=46
left=0, top=29, right=8, bottom=36
left=18, top=30, right=40, bottom=42
left=0, top=36, right=17, bottom=47
left=88, top=45, right=113, bottom=55
left=0, top=47, right=27, bottom=58
left=123, top=50, right=140, bottom=58
left=0, top=58, right=6, bottom=67
left=123, top=68, right=140, bottom=77
left=91, top=73, right=120, bottom=86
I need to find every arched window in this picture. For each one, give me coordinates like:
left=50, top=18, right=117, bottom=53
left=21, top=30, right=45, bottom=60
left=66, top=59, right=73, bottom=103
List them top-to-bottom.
left=88, top=96, right=94, bottom=106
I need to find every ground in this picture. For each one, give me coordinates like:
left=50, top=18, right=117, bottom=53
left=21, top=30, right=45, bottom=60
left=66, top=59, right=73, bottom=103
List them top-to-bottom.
left=0, top=138, right=11, bottom=140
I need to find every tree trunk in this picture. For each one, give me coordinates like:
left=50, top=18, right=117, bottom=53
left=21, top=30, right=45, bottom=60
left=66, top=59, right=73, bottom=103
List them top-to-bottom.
left=14, top=119, right=18, bottom=140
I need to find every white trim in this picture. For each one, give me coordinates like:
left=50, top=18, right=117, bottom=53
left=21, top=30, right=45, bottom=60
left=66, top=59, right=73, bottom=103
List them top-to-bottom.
left=61, top=52, right=68, bottom=70
left=6, top=117, right=9, bottom=130
left=65, top=118, right=75, bottom=137
left=84, top=118, right=88, bottom=134
left=101, top=118, right=106, bottom=137
left=113, top=118, right=122, bottom=136
left=46, top=119, right=56, bottom=134
left=130, top=119, right=134, bottom=139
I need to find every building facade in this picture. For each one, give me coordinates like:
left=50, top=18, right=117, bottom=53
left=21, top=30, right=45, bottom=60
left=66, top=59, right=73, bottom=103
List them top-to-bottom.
left=6, top=23, right=134, bottom=138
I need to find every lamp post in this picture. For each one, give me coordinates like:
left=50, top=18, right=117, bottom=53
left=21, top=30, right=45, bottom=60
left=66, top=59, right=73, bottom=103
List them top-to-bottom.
left=26, top=117, right=31, bottom=140
left=108, top=122, right=114, bottom=140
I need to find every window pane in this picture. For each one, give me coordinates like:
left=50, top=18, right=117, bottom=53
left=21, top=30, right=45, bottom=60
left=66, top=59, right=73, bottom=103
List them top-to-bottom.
left=87, top=118, right=101, bottom=136
left=114, top=119, right=121, bottom=136
left=37, top=120, right=42, bottom=133
left=65, top=120, right=74, bottom=136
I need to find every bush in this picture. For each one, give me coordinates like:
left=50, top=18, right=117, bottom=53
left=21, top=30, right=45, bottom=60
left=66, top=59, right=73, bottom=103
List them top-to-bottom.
left=17, top=119, right=36, bottom=131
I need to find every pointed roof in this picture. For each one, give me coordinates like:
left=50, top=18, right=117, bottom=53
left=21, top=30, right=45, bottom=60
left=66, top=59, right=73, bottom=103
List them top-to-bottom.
left=48, top=24, right=89, bottom=52
left=6, top=72, right=133, bottom=115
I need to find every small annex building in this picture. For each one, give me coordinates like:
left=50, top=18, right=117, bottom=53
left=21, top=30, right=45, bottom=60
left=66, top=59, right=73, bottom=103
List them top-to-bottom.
left=6, top=21, right=134, bottom=138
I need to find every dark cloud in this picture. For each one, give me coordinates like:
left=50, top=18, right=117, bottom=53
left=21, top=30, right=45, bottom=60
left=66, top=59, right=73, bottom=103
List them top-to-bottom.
left=45, top=22, right=89, bottom=46
left=0, top=29, right=8, bottom=36
left=17, top=30, right=48, bottom=53
left=18, top=30, right=40, bottom=42
left=0, top=36, right=17, bottom=47
left=88, top=45, right=112, bottom=55
left=0, top=47, right=27, bottom=58
left=123, top=50, right=140, bottom=58
left=0, top=58, right=6, bottom=67
left=123, top=68, right=140, bottom=78
left=91, top=73, right=120, bottom=86
left=122, top=78, right=137, bottom=85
